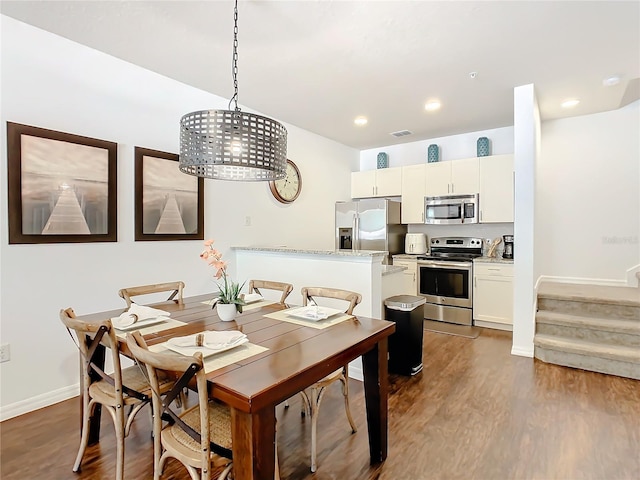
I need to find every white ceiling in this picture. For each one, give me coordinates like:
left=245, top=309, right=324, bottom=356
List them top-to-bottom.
left=2, top=0, right=639, bottom=150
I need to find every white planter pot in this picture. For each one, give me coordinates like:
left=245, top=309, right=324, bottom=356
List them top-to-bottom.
left=217, top=303, right=237, bottom=322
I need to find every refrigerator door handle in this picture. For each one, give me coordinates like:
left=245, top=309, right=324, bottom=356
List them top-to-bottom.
left=353, top=214, right=359, bottom=249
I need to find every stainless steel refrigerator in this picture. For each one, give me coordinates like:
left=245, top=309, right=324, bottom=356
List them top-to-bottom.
left=335, top=199, right=406, bottom=261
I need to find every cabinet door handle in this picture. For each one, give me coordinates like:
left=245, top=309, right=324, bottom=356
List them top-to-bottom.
left=451, top=183, right=454, bottom=194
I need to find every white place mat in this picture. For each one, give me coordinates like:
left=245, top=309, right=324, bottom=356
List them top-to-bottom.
left=200, top=299, right=276, bottom=311
left=242, top=299, right=276, bottom=311
left=263, top=308, right=354, bottom=330
left=115, top=318, right=187, bottom=339
left=149, top=341, right=268, bottom=373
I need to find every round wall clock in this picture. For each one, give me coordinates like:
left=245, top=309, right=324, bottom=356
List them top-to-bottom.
left=269, top=159, right=302, bottom=204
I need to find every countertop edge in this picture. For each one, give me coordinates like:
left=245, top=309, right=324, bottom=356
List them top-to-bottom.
left=232, top=246, right=388, bottom=258
left=474, top=257, right=514, bottom=264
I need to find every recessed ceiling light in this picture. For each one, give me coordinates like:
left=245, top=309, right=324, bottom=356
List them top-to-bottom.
left=603, top=76, right=621, bottom=87
left=561, top=99, right=580, bottom=108
left=424, top=100, right=441, bottom=112
left=354, top=116, right=368, bottom=126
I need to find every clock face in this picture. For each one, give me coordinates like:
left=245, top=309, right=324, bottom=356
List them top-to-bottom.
left=270, top=160, right=302, bottom=203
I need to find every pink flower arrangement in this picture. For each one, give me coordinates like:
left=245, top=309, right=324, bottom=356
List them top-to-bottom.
left=200, top=239, right=245, bottom=312
left=200, top=239, right=226, bottom=279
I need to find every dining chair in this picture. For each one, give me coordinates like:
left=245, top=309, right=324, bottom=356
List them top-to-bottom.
left=248, top=279, right=293, bottom=304
left=118, top=281, right=185, bottom=308
left=293, top=287, right=362, bottom=472
left=60, top=308, right=175, bottom=480
left=126, top=331, right=283, bottom=480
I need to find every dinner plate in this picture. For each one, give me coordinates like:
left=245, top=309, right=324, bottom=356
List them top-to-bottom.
left=286, top=306, right=343, bottom=322
left=113, top=316, right=170, bottom=331
left=165, top=337, right=249, bottom=357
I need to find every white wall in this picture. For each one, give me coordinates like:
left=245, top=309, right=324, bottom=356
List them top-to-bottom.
left=0, top=16, right=358, bottom=419
left=537, top=101, right=640, bottom=282
left=360, top=126, right=514, bottom=170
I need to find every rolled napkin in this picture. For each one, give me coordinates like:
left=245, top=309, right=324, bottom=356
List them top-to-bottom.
left=241, top=293, right=263, bottom=304
left=112, top=303, right=171, bottom=329
left=302, top=306, right=329, bottom=320
left=167, top=330, right=248, bottom=351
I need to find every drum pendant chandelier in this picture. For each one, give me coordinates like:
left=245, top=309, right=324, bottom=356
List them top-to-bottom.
left=179, top=0, right=287, bottom=181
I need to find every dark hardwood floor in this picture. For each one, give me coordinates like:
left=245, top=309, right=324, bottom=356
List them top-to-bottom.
left=2, top=328, right=639, bottom=479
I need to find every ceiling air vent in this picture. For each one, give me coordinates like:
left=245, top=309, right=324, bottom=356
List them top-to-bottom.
left=390, top=130, right=412, bottom=138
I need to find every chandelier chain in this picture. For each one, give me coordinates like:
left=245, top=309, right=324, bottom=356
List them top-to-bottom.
left=230, top=0, right=240, bottom=111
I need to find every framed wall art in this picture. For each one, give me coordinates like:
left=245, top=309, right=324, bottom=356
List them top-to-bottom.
left=7, top=122, right=117, bottom=244
left=134, top=147, right=204, bottom=241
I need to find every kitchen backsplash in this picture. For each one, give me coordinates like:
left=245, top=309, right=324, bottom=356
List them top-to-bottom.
left=408, top=223, right=514, bottom=255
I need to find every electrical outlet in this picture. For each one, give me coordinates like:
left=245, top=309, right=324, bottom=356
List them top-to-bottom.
left=244, top=216, right=251, bottom=226
left=0, top=343, right=10, bottom=363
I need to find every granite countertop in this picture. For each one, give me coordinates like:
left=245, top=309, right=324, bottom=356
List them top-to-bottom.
left=232, top=246, right=388, bottom=258
left=392, top=254, right=422, bottom=260
left=474, top=256, right=514, bottom=264
left=382, top=265, right=407, bottom=276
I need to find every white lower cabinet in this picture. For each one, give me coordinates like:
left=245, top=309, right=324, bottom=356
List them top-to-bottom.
left=393, top=258, right=418, bottom=295
left=473, top=262, right=513, bottom=330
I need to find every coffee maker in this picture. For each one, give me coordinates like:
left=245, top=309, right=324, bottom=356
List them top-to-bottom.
left=502, top=235, right=514, bottom=259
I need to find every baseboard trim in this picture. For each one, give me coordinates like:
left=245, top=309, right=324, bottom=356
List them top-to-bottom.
left=626, top=264, right=640, bottom=287
left=511, top=345, right=534, bottom=358
left=349, top=361, right=364, bottom=382
left=0, top=383, right=79, bottom=422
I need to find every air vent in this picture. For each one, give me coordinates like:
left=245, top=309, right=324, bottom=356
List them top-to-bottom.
left=390, top=130, right=412, bottom=137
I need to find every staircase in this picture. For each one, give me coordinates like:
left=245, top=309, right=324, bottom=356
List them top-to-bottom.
left=534, top=281, right=640, bottom=380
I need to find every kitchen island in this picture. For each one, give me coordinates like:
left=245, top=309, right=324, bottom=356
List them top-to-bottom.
left=233, top=246, right=406, bottom=379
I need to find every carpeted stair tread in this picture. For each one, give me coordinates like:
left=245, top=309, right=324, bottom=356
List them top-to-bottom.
left=537, top=281, right=640, bottom=307
left=535, top=311, right=640, bottom=335
left=534, top=333, right=640, bottom=363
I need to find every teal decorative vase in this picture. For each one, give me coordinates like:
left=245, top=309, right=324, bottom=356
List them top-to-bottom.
left=477, top=137, right=490, bottom=157
left=427, top=144, right=439, bottom=163
left=377, top=152, right=388, bottom=169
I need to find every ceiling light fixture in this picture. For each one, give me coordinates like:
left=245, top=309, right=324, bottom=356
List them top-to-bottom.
left=179, top=0, right=287, bottom=181
left=603, top=75, right=621, bottom=87
left=561, top=99, right=580, bottom=108
left=424, top=100, right=441, bottom=112
left=354, top=116, right=368, bottom=126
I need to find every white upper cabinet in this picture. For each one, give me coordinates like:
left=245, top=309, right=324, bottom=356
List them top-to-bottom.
left=479, top=154, right=514, bottom=223
left=425, top=158, right=479, bottom=197
left=451, top=158, right=480, bottom=195
left=424, top=162, right=451, bottom=196
left=401, top=164, right=427, bottom=224
left=351, top=167, right=402, bottom=198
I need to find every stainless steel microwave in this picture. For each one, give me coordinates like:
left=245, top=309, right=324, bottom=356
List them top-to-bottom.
left=425, top=194, right=479, bottom=225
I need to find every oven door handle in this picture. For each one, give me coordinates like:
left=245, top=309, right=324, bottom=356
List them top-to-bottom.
left=418, top=261, right=471, bottom=270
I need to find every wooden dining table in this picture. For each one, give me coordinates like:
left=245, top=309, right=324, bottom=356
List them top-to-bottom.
left=75, top=294, right=395, bottom=480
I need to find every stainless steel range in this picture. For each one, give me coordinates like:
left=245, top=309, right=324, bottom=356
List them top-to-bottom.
left=417, top=236, right=483, bottom=326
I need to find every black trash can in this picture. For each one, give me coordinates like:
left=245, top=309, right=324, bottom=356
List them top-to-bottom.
left=384, top=295, right=426, bottom=376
